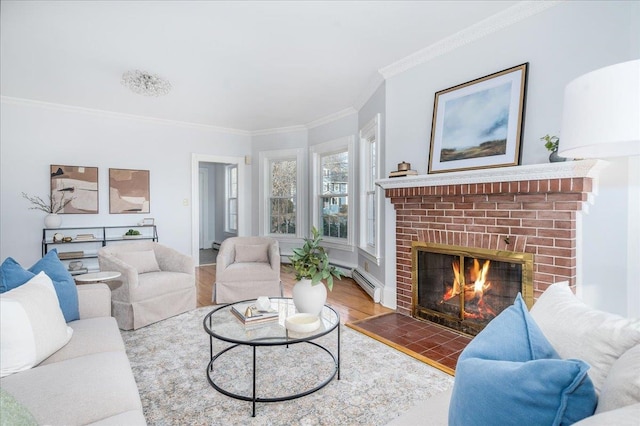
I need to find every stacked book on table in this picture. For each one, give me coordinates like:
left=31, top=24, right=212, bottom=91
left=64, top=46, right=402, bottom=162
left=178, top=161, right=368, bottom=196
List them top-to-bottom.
left=388, top=169, right=418, bottom=178
left=58, top=251, right=83, bottom=260
left=231, top=302, right=279, bottom=325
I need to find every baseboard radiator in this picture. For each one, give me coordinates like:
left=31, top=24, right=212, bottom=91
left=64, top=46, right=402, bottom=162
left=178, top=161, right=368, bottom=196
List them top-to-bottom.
left=352, top=268, right=382, bottom=303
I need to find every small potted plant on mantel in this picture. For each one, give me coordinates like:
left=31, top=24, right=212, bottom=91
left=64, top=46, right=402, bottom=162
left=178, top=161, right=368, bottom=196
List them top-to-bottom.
left=540, top=134, right=567, bottom=163
left=22, top=192, right=73, bottom=228
left=289, top=227, right=343, bottom=315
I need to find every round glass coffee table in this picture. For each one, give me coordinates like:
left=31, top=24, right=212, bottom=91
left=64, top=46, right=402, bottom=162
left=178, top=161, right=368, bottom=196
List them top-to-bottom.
left=74, top=271, right=121, bottom=284
left=203, top=297, right=340, bottom=417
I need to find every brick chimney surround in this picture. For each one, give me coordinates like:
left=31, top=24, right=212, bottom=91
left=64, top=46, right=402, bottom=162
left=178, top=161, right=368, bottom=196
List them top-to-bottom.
left=378, top=159, right=607, bottom=316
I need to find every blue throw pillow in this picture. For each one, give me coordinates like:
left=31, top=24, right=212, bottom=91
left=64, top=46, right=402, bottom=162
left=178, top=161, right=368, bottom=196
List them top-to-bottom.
left=0, top=250, right=79, bottom=322
left=0, top=257, right=34, bottom=292
left=449, top=294, right=597, bottom=426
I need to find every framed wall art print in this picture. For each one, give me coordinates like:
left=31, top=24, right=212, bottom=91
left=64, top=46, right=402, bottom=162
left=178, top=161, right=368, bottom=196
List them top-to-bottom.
left=428, top=63, right=528, bottom=174
left=50, top=165, right=98, bottom=214
left=109, top=168, right=150, bottom=214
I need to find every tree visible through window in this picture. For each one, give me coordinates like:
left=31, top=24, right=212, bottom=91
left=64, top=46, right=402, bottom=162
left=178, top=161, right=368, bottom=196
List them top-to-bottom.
left=320, top=151, right=348, bottom=239
left=270, top=159, right=296, bottom=234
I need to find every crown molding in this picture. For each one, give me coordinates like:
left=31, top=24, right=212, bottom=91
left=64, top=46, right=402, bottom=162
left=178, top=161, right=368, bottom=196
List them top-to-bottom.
left=379, top=1, right=562, bottom=79
left=0, top=96, right=252, bottom=136
left=305, top=107, right=358, bottom=130
left=250, top=124, right=308, bottom=137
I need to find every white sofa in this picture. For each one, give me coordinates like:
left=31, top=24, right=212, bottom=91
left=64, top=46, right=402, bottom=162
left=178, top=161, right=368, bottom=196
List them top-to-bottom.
left=387, top=282, right=640, bottom=425
left=1, top=283, right=146, bottom=425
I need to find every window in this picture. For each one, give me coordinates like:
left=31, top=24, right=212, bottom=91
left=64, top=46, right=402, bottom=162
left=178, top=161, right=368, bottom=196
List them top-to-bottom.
left=359, top=114, right=381, bottom=260
left=311, top=137, right=354, bottom=246
left=259, top=148, right=304, bottom=237
left=270, top=159, right=297, bottom=234
left=225, top=164, right=237, bottom=233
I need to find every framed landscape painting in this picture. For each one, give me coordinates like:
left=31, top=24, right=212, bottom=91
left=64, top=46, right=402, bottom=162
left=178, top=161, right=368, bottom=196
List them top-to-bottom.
left=428, top=63, right=528, bottom=174
left=50, top=165, right=98, bottom=213
left=109, top=168, right=150, bottom=214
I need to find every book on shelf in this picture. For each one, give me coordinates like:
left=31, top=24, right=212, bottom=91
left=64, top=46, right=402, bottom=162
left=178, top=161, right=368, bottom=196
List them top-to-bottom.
left=388, top=169, right=418, bottom=178
left=74, top=234, right=97, bottom=241
left=58, top=251, right=84, bottom=259
left=231, top=302, right=279, bottom=325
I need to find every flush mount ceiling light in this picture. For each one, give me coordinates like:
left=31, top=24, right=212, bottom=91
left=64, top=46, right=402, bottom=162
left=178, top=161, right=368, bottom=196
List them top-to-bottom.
left=121, top=69, right=172, bottom=96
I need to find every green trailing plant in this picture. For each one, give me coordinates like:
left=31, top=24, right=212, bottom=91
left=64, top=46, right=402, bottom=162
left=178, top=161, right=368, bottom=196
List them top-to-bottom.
left=541, top=134, right=560, bottom=152
left=21, top=192, right=73, bottom=214
left=289, top=227, right=343, bottom=291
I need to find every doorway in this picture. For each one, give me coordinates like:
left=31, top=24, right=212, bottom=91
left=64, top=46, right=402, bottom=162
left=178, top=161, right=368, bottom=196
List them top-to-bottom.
left=191, top=154, right=247, bottom=266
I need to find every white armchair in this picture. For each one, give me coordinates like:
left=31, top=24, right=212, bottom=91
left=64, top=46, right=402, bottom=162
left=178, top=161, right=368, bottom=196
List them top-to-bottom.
left=213, top=237, right=282, bottom=304
left=98, top=241, right=196, bottom=330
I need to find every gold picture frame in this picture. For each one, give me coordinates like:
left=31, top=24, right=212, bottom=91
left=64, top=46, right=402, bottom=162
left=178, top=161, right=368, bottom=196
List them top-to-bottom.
left=428, top=63, right=528, bottom=174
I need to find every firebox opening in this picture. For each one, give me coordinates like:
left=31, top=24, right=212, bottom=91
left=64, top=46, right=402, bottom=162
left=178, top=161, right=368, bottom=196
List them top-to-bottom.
left=412, top=242, right=533, bottom=336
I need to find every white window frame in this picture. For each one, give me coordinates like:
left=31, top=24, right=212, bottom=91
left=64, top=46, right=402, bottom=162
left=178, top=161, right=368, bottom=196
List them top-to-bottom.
left=359, top=114, right=382, bottom=263
left=310, top=136, right=355, bottom=249
left=259, top=148, right=305, bottom=238
left=225, top=164, right=238, bottom=233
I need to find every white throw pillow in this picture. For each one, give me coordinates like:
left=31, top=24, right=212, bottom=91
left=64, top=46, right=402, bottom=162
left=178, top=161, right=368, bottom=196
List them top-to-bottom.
left=235, top=244, right=269, bottom=263
left=115, top=250, right=161, bottom=274
left=0, top=272, right=73, bottom=377
left=530, top=281, right=640, bottom=394
left=596, top=344, right=640, bottom=413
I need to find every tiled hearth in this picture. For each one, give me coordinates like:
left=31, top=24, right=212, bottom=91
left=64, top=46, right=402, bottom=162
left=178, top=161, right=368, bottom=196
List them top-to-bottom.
left=378, top=160, right=606, bottom=317
left=348, top=313, right=471, bottom=375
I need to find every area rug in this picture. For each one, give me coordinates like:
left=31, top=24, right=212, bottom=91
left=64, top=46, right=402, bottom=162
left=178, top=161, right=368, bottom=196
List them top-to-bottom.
left=121, top=307, right=453, bottom=425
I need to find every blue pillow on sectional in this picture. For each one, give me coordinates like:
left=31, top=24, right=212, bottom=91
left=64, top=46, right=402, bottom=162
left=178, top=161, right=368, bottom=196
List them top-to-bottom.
left=0, top=250, right=79, bottom=322
left=0, top=257, right=34, bottom=292
left=448, top=294, right=597, bottom=426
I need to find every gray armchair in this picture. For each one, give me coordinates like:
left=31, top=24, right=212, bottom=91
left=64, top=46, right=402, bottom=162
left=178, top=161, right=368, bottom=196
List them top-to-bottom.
left=213, top=236, right=282, bottom=303
left=98, top=241, right=196, bottom=330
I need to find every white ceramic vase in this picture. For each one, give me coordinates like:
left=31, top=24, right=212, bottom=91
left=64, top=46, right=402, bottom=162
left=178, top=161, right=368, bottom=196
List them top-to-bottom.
left=44, top=213, right=62, bottom=229
left=292, top=278, right=327, bottom=316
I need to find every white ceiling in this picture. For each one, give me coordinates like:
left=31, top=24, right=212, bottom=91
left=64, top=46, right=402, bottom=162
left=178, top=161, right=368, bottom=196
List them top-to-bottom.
left=1, top=1, right=519, bottom=133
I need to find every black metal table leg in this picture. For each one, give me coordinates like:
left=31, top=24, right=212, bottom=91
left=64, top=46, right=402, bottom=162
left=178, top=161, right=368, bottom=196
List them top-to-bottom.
left=337, top=324, right=341, bottom=380
left=252, top=346, right=256, bottom=417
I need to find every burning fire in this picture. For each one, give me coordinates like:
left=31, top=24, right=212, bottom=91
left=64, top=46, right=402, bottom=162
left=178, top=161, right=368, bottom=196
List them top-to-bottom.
left=442, top=259, right=496, bottom=319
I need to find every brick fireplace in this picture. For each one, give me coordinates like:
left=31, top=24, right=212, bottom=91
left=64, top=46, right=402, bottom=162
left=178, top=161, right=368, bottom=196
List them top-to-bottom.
left=379, top=160, right=605, bottom=319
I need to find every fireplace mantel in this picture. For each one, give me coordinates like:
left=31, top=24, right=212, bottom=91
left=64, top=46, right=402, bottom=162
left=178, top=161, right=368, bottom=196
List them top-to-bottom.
left=377, top=159, right=607, bottom=189
left=381, top=159, right=607, bottom=317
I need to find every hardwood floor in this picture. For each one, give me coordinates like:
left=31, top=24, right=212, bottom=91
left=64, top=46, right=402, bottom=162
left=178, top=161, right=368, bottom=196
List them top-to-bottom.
left=196, top=264, right=392, bottom=323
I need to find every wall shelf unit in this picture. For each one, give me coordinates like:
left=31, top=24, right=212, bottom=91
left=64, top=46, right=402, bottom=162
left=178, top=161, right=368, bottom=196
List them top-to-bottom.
left=42, top=225, right=158, bottom=275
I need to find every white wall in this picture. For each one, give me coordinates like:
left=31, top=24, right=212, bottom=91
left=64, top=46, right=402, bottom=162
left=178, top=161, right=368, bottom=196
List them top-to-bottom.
left=383, top=1, right=640, bottom=314
left=0, top=100, right=252, bottom=266
left=198, top=162, right=216, bottom=249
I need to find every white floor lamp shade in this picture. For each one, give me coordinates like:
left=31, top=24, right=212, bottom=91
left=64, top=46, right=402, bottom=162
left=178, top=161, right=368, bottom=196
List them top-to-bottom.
left=559, top=59, right=640, bottom=158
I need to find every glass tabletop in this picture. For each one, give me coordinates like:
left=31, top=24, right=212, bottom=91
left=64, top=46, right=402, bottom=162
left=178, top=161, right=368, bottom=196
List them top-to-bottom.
left=203, top=297, right=339, bottom=345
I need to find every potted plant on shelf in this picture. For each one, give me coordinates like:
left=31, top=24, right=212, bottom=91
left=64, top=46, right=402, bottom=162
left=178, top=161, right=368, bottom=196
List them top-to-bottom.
left=540, top=134, right=567, bottom=163
left=22, top=192, right=73, bottom=228
left=289, top=227, right=343, bottom=315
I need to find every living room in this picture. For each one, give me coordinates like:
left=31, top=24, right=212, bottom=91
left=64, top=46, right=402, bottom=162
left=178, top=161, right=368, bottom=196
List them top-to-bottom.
left=1, top=1, right=639, bottom=424
left=2, top=1, right=637, bottom=317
